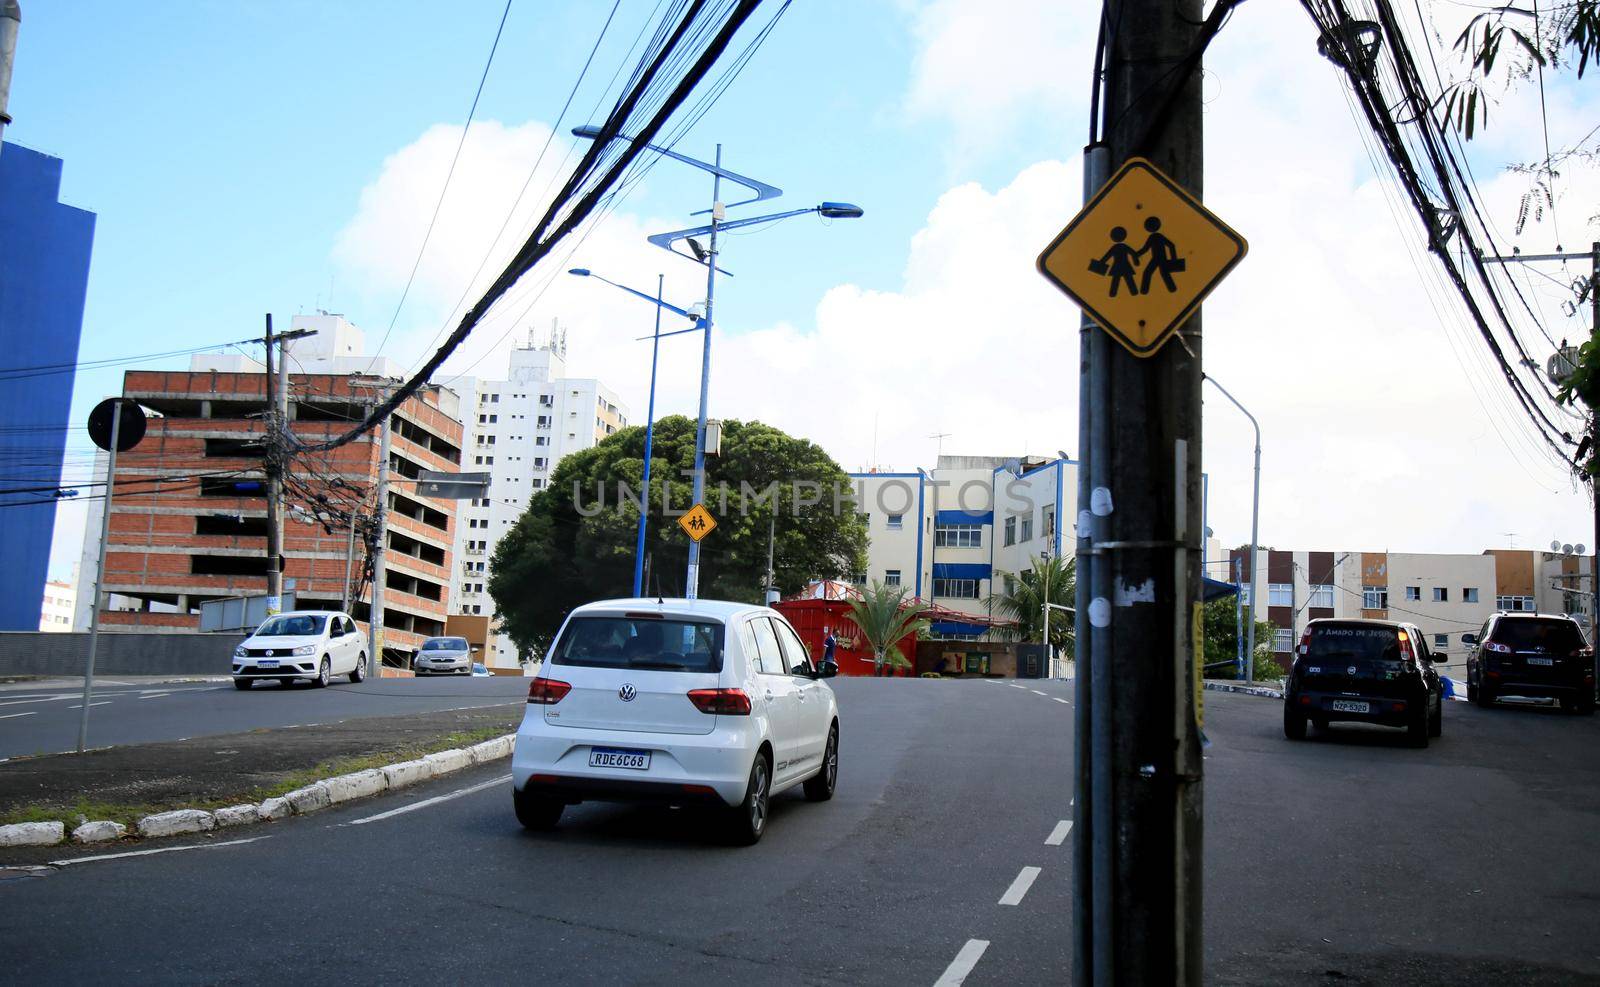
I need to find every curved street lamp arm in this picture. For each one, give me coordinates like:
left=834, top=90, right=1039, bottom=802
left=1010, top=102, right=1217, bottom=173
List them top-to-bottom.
left=570, top=124, right=782, bottom=210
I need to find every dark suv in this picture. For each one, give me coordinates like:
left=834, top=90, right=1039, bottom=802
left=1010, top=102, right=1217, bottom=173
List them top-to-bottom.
left=1466, top=612, right=1595, bottom=714
left=1284, top=618, right=1443, bottom=747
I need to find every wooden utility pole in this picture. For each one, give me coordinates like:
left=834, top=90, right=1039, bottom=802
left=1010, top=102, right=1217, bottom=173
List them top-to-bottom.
left=1075, top=1, right=1208, bottom=982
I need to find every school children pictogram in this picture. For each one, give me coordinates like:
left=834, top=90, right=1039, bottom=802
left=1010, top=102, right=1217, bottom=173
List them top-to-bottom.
left=1037, top=157, right=1247, bottom=357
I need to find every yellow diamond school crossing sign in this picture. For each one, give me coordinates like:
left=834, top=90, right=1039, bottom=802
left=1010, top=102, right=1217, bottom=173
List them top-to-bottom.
left=1037, top=157, right=1247, bottom=357
left=678, top=503, right=717, bottom=542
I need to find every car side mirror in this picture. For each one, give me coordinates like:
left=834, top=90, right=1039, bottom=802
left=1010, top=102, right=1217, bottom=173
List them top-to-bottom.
left=1462, top=634, right=1478, bottom=646
left=818, top=663, right=838, bottom=679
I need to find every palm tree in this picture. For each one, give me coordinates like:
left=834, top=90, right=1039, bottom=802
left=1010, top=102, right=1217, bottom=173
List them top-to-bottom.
left=986, top=555, right=1076, bottom=658
left=844, top=581, right=931, bottom=676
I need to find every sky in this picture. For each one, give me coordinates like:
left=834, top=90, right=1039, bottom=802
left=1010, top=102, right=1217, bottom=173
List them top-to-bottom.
left=8, top=0, right=1600, bottom=584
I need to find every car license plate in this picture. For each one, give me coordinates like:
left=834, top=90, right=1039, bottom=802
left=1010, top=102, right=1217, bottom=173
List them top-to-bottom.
left=1527, top=656, right=1554, bottom=666
left=257, top=659, right=279, bottom=668
left=1331, top=699, right=1370, bottom=713
left=589, top=747, right=650, bottom=770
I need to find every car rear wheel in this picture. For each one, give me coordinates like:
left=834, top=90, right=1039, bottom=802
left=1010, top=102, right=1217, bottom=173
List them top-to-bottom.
left=349, top=655, right=366, bottom=684
left=313, top=657, right=330, bottom=688
left=1466, top=678, right=1479, bottom=702
left=233, top=679, right=252, bottom=691
left=1475, top=683, right=1496, bottom=709
left=1283, top=704, right=1307, bottom=740
left=1407, top=708, right=1429, bottom=748
left=804, top=724, right=839, bottom=802
left=727, top=753, right=771, bottom=846
left=513, top=788, right=563, bottom=831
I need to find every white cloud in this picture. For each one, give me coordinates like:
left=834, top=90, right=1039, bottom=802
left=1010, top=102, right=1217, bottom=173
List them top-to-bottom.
left=326, top=0, right=1599, bottom=559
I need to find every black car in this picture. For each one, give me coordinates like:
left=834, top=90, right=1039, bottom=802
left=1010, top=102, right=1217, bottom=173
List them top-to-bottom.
left=1466, top=612, right=1595, bottom=714
left=1283, top=618, right=1443, bottom=747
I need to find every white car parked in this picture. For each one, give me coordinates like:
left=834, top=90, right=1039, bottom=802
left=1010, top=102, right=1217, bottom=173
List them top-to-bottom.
left=511, top=598, right=840, bottom=845
left=232, top=611, right=368, bottom=689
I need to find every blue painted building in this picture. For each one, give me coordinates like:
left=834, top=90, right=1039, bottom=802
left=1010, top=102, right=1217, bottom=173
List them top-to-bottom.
left=0, top=144, right=96, bottom=630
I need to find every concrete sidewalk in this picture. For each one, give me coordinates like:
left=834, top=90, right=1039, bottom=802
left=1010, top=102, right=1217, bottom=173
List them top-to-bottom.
left=0, top=675, right=232, bottom=691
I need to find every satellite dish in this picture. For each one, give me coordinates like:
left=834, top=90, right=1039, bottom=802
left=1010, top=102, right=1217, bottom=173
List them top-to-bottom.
left=1552, top=540, right=1563, bottom=552
left=1563, top=543, right=1575, bottom=556
left=1578, top=544, right=1588, bottom=555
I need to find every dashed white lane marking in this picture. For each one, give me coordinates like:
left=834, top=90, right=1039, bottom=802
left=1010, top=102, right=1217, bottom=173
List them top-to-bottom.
left=1007, top=684, right=1027, bottom=690
left=1030, top=689, right=1047, bottom=696
left=138, top=693, right=170, bottom=700
left=0, top=694, right=75, bottom=708
left=1052, top=697, right=1070, bottom=704
left=65, top=702, right=111, bottom=710
left=0, top=711, right=37, bottom=720
left=347, top=775, right=506, bottom=826
left=1046, top=820, right=1073, bottom=846
left=51, top=836, right=271, bottom=867
left=998, top=865, right=1042, bottom=906
left=933, top=939, right=990, bottom=987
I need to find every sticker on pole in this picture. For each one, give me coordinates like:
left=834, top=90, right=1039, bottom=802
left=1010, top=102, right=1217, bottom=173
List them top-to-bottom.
left=1036, top=157, right=1247, bottom=357
left=678, top=503, right=717, bottom=542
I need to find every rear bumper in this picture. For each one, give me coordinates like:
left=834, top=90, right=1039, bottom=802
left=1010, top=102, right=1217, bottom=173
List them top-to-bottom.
left=1484, top=678, right=1586, bottom=699
left=1288, top=690, right=1420, bottom=727
left=511, top=714, right=757, bottom=807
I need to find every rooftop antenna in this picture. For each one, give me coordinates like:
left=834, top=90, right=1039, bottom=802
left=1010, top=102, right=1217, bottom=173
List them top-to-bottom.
left=929, top=432, right=951, bottom=459
left=1503, top=532, right=1519, bottom=549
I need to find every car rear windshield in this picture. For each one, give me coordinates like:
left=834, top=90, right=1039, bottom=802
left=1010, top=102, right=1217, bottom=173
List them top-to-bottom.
left=255, top=615, right=325, bottom=637
left=551, top=616, right=724, bottom=673
left=1492, top=618, right=1585, bottom=652
left=1307, top=624, right=1402, bottom=662
left=421, top=637, right=468, bottom=651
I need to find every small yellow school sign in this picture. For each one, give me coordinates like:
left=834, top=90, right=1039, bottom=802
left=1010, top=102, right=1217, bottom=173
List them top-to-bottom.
left=1037, top=157, right=1247, bottom=357
left=678, top=503, right=717, bottom=542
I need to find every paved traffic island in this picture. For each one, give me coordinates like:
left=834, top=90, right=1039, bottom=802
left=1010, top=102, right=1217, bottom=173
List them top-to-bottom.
left=0, top=704, right=519, bottom=852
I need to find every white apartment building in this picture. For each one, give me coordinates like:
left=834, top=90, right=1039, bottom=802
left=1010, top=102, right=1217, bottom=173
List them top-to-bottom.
left=450, top=331, right=628, bottom=668
left=853, top=454, right=1219, bottom=639
left=1231, top=546, right=1597, bottom=669
left=40, top=577, right=75, bottom=632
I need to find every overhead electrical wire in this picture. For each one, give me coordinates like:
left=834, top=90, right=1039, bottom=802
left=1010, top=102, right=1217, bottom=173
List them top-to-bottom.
left=292, top=0, right=770, bottom=457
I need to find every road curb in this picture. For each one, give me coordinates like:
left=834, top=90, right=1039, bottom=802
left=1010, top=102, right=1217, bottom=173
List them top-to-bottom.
left=1203, top=680, right=1284, bottom=699
left=4, top=733, right=516, bottom=849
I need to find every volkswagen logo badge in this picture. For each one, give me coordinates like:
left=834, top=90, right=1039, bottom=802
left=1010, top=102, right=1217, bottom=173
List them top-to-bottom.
left=266, top=650, right=274, bottom=657
left=1347, top=665, right=1357, bottom=676
left=619, top=683, right=637, bottom=702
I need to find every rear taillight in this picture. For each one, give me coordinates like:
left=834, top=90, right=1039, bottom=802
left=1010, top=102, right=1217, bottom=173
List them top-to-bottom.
left=1297, top=629, right=1311, bottom=657
left=1397, top=630, right=1415, bottom=664
left=1485, top=642, right=1511, bottom=654
left=527, top=678, right=571, bottom=704
left=687, top=688, right=751, bottom=715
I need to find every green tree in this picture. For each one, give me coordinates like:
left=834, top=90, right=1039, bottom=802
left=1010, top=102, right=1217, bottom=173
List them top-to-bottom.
left=488, top=415, right=868, bottom=656
left=985, top=555, right=1077, bottom=658
left=844, top=581, right=931, bottom=676
left=1200, top=596, right=1281, bottom=682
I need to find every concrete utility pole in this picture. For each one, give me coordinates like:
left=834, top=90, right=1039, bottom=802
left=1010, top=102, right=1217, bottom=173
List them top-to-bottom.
left=0, top=0, right=18, bottom=153
left=1076, top=1, right=1207, bottom=983
left=1485, top=242, right=1600, bottom=668
left=263, top=316, right=285, bottom=618
left=77, top=400, right=121, bottom=754
left=369, top=409, right=391, bottom=679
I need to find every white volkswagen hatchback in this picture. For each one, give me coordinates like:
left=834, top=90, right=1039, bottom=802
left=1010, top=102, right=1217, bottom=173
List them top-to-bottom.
left=511, top=598, right=840, bottom=844
left=231, top=611, right=368, bottom=689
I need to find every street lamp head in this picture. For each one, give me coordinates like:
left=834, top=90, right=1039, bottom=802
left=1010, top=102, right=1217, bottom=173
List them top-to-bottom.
left=571, top=124, right=604, bottom=140
left=817, top=201, right=864, bottom=219
left=568, top=268, right=591, bottom=277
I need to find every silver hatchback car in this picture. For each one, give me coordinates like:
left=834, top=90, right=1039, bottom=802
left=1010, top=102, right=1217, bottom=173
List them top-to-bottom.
left=414, top=636, right=473, bottom=675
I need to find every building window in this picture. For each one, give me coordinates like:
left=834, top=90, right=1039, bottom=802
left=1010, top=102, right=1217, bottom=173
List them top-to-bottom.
left=490, top=394, right=500, bottom=403
left=538, top=415, right=551, bottom=426
left=536, top=436, right=548, bottom=446
left=534, top=458, right=547, bottom=468
left=532, top=479, right=545, bottom=489
left=1043, top=506, right=1055, bottom=541
left=885, top=513, right=904, bottom=531
left=1020, top=515, right=1033, bottom=542
left=1004, top=516, right=1017, bottom=546
left=935, top=524, right=982, bottom=549
left=885, top=570, right=902, bottom=587
left=850, top=571, right=867, bottom=585
left=933, top=577, right=979, bottom=599
left=1268, top=583, right=1292, bottom=606
left=1308, top=584, right=1334, bottom=608
left=1363, top=585, right=1388, bottom=609
left=1405, top=586, right=1421, bottom=601
left=1429, top=587, right=1446, bottom=602
left=1463, top=587, right=1479, bottom=603
left=1495, top=594, right=1535, bottom=612
left=1273, top=628, right=1294, bottom=652
left=1433, top=633, right=1449, bottom=651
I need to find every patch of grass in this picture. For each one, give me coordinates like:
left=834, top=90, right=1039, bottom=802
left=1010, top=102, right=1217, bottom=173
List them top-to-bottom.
left=0, top=725, right=512, bottom=832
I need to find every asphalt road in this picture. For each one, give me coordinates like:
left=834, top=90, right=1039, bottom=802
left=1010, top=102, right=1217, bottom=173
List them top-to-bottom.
left=0, top=675, right=530, bottom=759
left=4, top=680, right=1599, bottom=985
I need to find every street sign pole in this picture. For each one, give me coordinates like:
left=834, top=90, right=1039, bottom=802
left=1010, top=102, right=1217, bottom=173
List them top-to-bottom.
left=78, top=400, right=123, bottom=754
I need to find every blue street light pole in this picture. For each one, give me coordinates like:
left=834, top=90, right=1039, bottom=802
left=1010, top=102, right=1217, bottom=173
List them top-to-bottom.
left=572, top=124, right=863, bottom=599
left=568, top=268, right=704, bottom=598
